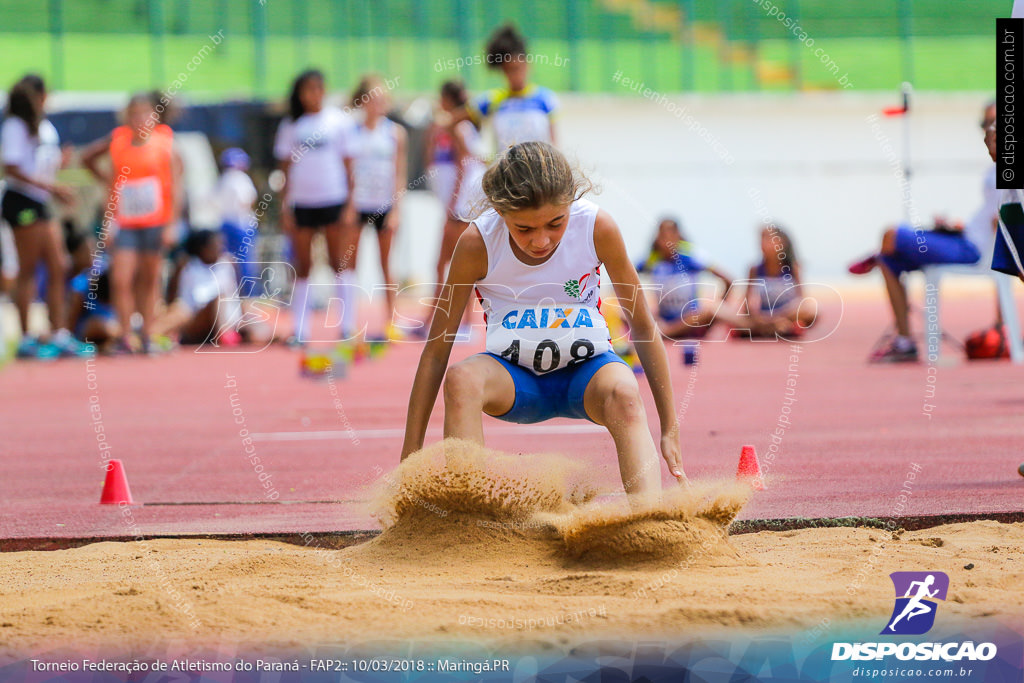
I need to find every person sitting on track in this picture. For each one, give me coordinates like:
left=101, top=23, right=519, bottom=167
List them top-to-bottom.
left=401, top=141, right=685, bottom=504
left=636, top=216, right=732, bottom=341
left=731, top=224, right=815, bottom=339
left=66, top=229, right=120, bottom=352
left=152, top=229, right=242, bottom=346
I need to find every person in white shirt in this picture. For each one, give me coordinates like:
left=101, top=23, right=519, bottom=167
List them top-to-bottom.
left=273, top=69, right=356, bottom=345
left=1, top=74, right=91, bottom=359
left=345, top=74, right=407, bottom=339
left=214, top=147, right=258, bottom=289
left=152, top=229, right=242, bottom=345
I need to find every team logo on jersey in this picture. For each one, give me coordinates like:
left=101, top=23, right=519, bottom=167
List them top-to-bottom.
left=564, top=273, right=598, bottom=305
left=500, top=307, right=595, bottom=330
left=882, top=572, right=949, bottom=635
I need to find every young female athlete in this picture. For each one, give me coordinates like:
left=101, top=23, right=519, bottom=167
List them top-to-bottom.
left=467, top=24, right=559, bottom=150
left=273, top=69, right=356, bottom=344
left=1, top=75, right=91, bottom=359
left=345, top=75, right=407, bottom=338
left=425, top=80, right=486, bottom=338
left=82, top=92, right=180, bottom=354
left=401, top=142, right=685, bottom=501
left=637, top=217, right=733, bottom=341
left=735, top=225, right=815, bottom=338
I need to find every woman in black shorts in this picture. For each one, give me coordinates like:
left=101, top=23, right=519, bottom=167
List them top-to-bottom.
left=273, top=70, right=358, bottom=345
left=1, top=75, right=91, bottom=358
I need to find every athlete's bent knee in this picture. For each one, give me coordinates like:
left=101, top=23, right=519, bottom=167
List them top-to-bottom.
left=443, top=363, right=485, bottom=411
left=602, top=379, right=645, bottom=426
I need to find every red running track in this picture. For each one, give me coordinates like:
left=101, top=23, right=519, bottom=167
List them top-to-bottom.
left=2, top=290, right=1022, bottom=541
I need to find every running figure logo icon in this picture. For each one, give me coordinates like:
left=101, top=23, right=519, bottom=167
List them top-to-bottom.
left=882, top=571, right=949, bottom=635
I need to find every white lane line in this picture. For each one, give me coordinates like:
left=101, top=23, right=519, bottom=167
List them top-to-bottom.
left=252, top=425, right=606, bottom=441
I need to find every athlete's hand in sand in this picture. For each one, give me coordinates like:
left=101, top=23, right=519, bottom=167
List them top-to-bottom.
left=661, top=427, right=686, bottom=482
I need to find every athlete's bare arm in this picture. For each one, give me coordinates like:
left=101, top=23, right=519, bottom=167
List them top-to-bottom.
left=594, top=209, right=684, bottom=480
left=401, top=226, right=488, bottom=459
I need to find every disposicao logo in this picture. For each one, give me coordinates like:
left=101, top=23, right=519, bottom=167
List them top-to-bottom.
left=831, top=571, right=998, bottom=663
left=882, top=571, right=948, bottom=635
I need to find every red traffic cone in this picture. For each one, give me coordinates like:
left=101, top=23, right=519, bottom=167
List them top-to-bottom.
left=736, top=445, right=765, bottom=490
left=100, top=459, right=134, bottom=504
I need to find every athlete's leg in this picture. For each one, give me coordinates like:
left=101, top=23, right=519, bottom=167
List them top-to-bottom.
left=39, top=219, right=69, bottom=334
left=326, top=219, right=360, bottom=338
left=11, top=220, right=44, bottom=335
left=376, top=222, right=396, bottom=318
left=290, top=226, right=314, bottom=341
left=111, top=248, right=139, bottom=344
left=136, top=251, right=163, bottom=342
left=879, top=261, right=911, bottom=337
left=442, top=354, right=516, bottom=445
left=583, top=361, right=661, bottom=501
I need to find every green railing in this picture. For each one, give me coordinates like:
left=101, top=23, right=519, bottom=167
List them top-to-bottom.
left=0, top=0, right=1003, bottom=96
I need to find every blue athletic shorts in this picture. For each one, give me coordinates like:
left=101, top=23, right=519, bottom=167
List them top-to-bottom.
left=993, top=201, right=1024, bottom=277
left=879, top=225, right=980, bottom=276
left=483, top=350, right=628, bottom=424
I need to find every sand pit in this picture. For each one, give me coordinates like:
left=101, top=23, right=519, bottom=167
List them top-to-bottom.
left=1, top=441, right=1023, bottom=658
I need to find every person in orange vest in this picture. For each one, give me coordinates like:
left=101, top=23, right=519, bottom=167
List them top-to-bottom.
left=82, top=93, right=182, bottom=354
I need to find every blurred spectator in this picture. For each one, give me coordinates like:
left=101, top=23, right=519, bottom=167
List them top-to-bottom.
left=2, top=74, right=91, bottom=358
left=81, top=92, right=182, bottom=354
left=214, top=147, right=259, bottom=287
left=636, top=217, right=732, bottom=340
left=733, top=225, right=816, bottom=338
left=152, top=229, right=241, bottom=346
left=66, top=230, right=119, bottom=351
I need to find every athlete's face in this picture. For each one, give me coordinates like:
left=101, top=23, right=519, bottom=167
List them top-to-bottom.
left=501, top=55, right=529, bottom=92
left=300, top=77, right=325, bottom=113
left=364, top=88, right=389, bottom=118
left=127, top=102, right=154, bottom=132
left=502, top=203, right=570, bottom=263
left=655, top=221, right=680, bottom=257
left=199, top=235, right=223, bottom=265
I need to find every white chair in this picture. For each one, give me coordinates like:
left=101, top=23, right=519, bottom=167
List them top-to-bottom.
left=922, top=264, right=1023, bottom=364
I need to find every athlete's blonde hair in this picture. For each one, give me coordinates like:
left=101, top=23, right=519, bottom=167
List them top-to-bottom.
left=480, top=141, right=592, bottom=215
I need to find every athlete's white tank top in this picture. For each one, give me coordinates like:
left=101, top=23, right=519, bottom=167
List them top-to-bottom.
left=351, top=117, right=397, bottom=212
left=473, top=198, right=611, bottom=375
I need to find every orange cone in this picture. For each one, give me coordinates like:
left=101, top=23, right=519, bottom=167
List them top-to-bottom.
left=736, top=445, right=765, bottom=490
left=100, top=459, right=134, bottom=504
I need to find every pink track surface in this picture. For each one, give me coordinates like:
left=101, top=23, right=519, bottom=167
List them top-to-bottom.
left=2, top=292, right=1022, bottom=541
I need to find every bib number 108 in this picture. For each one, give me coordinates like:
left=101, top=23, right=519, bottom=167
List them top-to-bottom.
left=500, top=339, right=595, bottom=373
